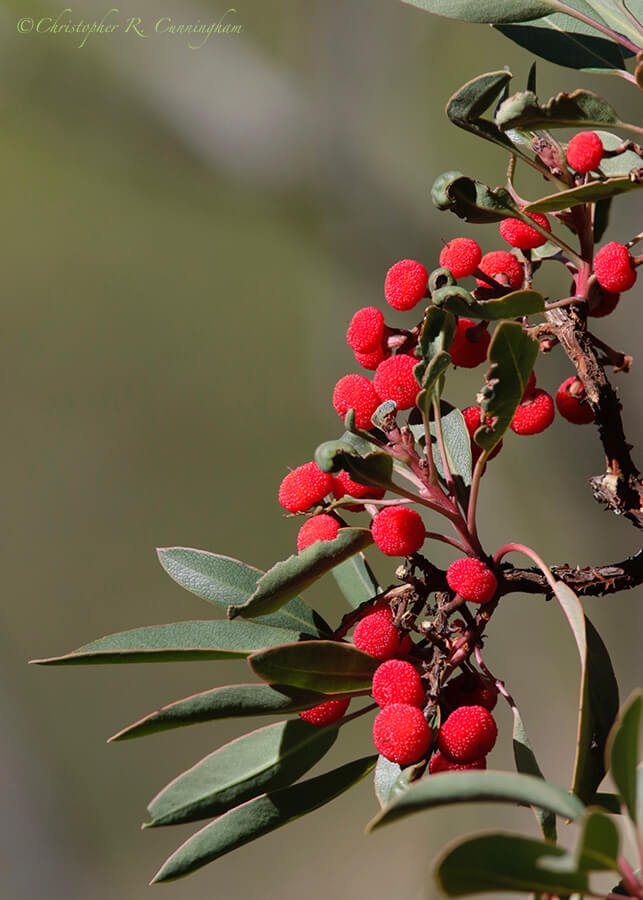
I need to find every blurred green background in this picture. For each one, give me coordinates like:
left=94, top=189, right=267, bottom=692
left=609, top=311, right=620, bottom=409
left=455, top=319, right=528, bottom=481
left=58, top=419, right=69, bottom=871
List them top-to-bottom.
left=5, top=1, right=642, bottom=897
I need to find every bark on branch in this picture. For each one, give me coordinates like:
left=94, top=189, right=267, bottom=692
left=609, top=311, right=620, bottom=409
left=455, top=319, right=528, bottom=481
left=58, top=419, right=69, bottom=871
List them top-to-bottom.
left=500, top=550, right=643, bottom=597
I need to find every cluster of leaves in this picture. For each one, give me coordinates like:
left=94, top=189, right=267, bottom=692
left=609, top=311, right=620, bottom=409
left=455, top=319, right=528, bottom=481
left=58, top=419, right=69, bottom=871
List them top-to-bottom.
left=35, top=0, right=643, bottom=894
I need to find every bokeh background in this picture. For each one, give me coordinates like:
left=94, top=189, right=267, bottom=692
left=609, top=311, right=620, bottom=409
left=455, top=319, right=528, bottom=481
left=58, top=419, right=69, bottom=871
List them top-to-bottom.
left=4, top=1, right=642, bottom=898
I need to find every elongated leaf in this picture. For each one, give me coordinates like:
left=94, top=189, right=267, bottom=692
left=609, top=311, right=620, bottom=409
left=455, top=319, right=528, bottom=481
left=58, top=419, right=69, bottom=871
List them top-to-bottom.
left=401, top=0, right=551, bottom=25
left=495, top=17, right=629, bottom=73
left=446, top=70, right=516, bottom=152
left=496, top=89, right=625, bottom=132
left=596, top=131, right=643, bottom=177
left=431, top=172, right=519, bottom=223
left=526, top=176, right=643, bottom=214
left=593, top=196, right=612, bottom=243
left=432, top=285, right=545, bottom=320
left=416, top=305, right=457, bottom=382
left=476, top=322, right=539, bottom=451
left=416, top=351, right=451, bottom=415
left=430, top=405, right=473, bottom=488
left=315, top=441, right=394, bottom=489
left=229, top=529, right=373, bottom=620
left=157, top=547, right=331, bottom=636
left=332, top=553, right=380, bottom=610
left=550, top=581, right=619, bottom=803
left=32, top=621, right=306, bottom=665
left=250, top=640, right=378, bottom=693
left=109, top=683, right=327, bottom=741
left=606, top=689, right=642, bottom=822
left=512, top=707, right=556, bottom=842
left=146, top=718, right=338, bottom=827
left=151, top=755, right=377, bottom=882
left=374, top=756, right=403, bottom=809
left=638, top=764, right=643, bottom=826
left=367, top=771, right=584, bottom=831
left=591, top=792, right=621, bottom=814
left=575, top=809, right=619, bottom=871
left=435, top=832, right=590, bottom=897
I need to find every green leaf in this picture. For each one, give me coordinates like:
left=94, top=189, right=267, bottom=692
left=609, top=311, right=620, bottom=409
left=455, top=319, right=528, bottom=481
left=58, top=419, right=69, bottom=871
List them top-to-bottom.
left=400, top=0, right=552, bottom=25
left=495, top=17, right=629, bottom=74
left=446, top=70, right=517, bottom=153
left=496, top=88, right=625, bottom=132
left=596, top=131, right=643, bottom=177
left=431, top=172, right=519, bottom=223
left=525, top=176, right=643, bottom=214
left=593, top=196, right=612, bottom=243
left=432, top=285, right=545, bottom=320
left=415, top=305, right=457, bottom=381
left=476, top=322, right=539, bottom=451
left=416, top=351, right=451, bottom=414
left=430, top=405, right=473, bottom=488
left=315, top=441, right=394, bottom=489
left=229, top=529, right=373, bottom=621
left=157, top=547, right=331, bottom=636
left=332, top=553, right=381, bottom=610
left=550, top=581, right=619, bottom=803
left=31, top=621, right=307, bottom=665
left=249, top=640, right=379, bottom=693
left=109, top=683, right=327, bottom=741
left=606, top=689, right=642, bottom=822
left=512, top=707, right=557, bottom=842
left=145, top=718, right=338, bottom=827
left=152, top=756, right=377, bottom=882
left=374, top=756, right=403, bottom=809
left=638, top=764, right=643, bottom=827
left=367, top=771, right=584, bottom=832
left=591, top=792, right=621, bottom=814
left=575, top=809, right=620, bottom=871
left=435, top=832, right=590, bottom=897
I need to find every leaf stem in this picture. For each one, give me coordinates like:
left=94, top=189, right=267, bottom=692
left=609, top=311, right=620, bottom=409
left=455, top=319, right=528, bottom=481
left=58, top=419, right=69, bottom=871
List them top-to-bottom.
left=551, top=0, right=642, bottom=53
left=494, top=543, right=559, bottom=592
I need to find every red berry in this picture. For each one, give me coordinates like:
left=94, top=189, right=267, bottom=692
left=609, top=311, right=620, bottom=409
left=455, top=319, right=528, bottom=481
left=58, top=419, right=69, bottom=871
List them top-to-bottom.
left=566, top=131, right=604, bottom=173
left=499, top=212, right=551, bottom=250
left=439, top=238, right=482, bottom=279
left=594, top=242, right=637, bottom=293
left=476, top=251, right=524, bottom=290
left=384, top=260, right=429, bottom=311
left=587, top=285, right=620, bottom=318
left=347, top=307, right=386, bottom=353
left=449, top=319, right=490, bottom=368
left=354, top=345, right=389, bottom=370
left=373, top=354, right=420, bottom=410
left=332, top=374, right=381, bottom=430
left=555, top=376, right=595, bottom=425
left=510, top=388, right=555, bottom=435
left=461, top=406, right=502, bottom=465
left=278, top=462, right=335, bottom=513
left=333, top=470, right=386, bottom=504
left=371, top=505, right=425, bottom=557
left=297, top=514, right=341, bottom=551
left=446, top=557, right=498, bottom=605
left=353, top=607, right=407, bottom=661
left=372, top=660, right=425, bottom=708
left=444, top=672, right=498, bottom=711
left=299, top=697, right=350, bottom=726
left=373, top=703, right=432, bottom=765
left=438, top=705, right=497, bottom=764
left=429, top=751, right=487, bottom=774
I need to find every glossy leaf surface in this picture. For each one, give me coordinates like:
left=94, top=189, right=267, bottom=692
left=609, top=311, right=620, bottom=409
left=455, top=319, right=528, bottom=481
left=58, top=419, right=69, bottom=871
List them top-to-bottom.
left=250, top=640, right=379, bottom=693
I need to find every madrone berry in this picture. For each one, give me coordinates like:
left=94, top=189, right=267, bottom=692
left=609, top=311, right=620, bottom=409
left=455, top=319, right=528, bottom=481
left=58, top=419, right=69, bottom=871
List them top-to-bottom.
left=566, top=131, right=604, bottom=173
left=499, top=212, right=550, bottom=250
left=439, top=238, right=481, bottom=279
left=593, top=242, right=637, bottom=293
left=476, top=251, right=524, bottom=290
left=384, top=259, right=429, bottom=311
left=587, top=285, right=620, bottom=319
left=346, top=307, right=385, bottom=354
left=449, top=319, right=490, bottom=368
left=354, top=345, right=388, bottom=370
left=373, top=354, right=420, bottom=409
left=332, top=374, right=381, bottom=430
left=555, top=376, right=595, bottom=425
left=510, top=388, right=555, bottom=435
left=461, top=406, right=502, bottom=465
left=278, top=462, right=335, bottom=513
left=333, top=470, right=386, bottom=505
left=371, top=505, right=426, bottom=557
left=296, top=514, right=341, bottom=551
left=446, top=557, right=498, bottom=605
left=353, top=606, right=408, bottom=661
left=372, top=659, right=425, bottom=708
left=444, top=672, right=498, bottom=711
left=299, top=697, right=350, bottom=726
left=372, top=703, right=432, bottom=765
left=438, top=704, right=497, bottom=764
left=429, top=751, right=487, bottom=774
